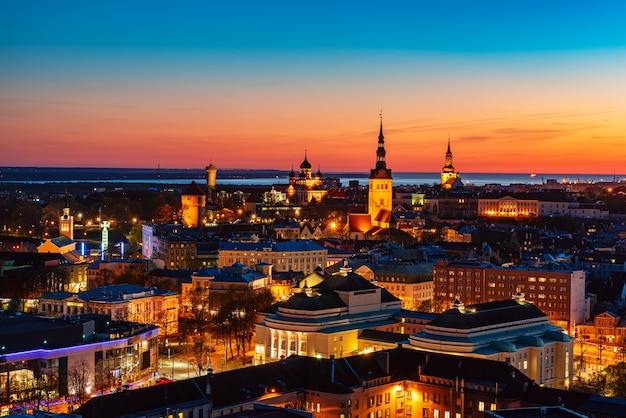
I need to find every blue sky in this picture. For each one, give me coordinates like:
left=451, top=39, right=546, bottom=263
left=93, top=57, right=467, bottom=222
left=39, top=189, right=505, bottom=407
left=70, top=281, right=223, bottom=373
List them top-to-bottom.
left=4, top=1, right=625, bottom=51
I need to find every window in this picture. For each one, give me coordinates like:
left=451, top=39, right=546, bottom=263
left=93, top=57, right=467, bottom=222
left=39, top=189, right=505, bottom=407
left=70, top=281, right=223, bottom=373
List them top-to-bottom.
left=478, top=401, right=485, bottom=412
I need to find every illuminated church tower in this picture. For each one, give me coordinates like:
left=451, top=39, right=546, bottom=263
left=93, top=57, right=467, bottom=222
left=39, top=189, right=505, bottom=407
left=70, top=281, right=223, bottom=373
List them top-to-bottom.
left=368, top=115, right=393, bottom=227
left=440, top=137, right=462, bottom=190
left=59, top=197, right=74, bottom=240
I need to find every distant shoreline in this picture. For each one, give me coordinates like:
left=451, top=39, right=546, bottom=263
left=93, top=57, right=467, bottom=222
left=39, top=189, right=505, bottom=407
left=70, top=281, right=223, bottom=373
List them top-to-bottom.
left=0, top=167, right=624, bottom=187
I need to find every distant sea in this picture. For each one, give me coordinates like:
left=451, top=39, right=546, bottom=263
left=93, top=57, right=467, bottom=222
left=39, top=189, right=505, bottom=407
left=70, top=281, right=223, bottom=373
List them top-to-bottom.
left=0, top=167, right=624, bottom=187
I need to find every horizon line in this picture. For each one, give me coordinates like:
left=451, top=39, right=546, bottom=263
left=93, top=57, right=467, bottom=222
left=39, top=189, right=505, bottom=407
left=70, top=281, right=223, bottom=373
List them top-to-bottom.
left=1, top=166, right=625, bottom=178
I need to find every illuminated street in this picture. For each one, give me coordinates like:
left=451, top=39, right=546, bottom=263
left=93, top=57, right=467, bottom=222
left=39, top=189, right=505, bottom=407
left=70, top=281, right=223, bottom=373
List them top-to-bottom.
left=573, top=339, right=626, bottom=385
left=158, top=341, right=255, bottom=381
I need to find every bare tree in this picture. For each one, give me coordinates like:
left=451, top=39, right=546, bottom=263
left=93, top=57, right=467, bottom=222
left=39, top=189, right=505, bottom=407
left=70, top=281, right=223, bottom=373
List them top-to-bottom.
left=186, top=286, right=213, bottom=375
left=210, top=288, right=274, bottom=364
left=576, top=339, right=590, bottom=383
left=67, top=359, right=92, bottom=409
left=93, top=359, right=120, bottom=396
left=35, top=366, right=59, bottom=411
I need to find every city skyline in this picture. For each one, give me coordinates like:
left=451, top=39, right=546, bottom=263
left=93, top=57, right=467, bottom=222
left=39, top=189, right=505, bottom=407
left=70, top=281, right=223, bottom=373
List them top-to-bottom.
left=1, top=1, right=626, bottom=173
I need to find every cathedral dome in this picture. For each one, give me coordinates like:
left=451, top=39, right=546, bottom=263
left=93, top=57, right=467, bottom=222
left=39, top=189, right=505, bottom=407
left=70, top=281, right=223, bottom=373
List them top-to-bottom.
left=300, top=157, right=311, bottom=170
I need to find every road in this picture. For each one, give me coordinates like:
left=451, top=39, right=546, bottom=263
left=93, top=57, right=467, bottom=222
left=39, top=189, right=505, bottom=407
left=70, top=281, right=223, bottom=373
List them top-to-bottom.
left=572, top=340, right=626, bottom=383
left=158, top=341, right=254, bottom=381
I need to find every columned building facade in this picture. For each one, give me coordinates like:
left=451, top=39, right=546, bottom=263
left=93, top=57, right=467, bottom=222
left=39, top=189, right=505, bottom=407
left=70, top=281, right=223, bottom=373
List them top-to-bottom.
left=254, top=265, right=402, bottom=364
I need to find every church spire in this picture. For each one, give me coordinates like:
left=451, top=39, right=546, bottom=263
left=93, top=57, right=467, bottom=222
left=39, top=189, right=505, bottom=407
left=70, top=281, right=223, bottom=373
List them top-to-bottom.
left=368, top=112, right=393, bottom=227
left=375, top=112, right=386, bottom=170
left=441, top=136, right=461, bottom=190
left=444, top=136, right=453, bottom=169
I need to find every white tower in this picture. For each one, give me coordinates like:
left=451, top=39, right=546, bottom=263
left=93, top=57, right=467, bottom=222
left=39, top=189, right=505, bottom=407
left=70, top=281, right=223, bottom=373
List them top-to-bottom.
left=206, top=164, right=217, bottom=202
left=101, top=220, right=110, bottom=260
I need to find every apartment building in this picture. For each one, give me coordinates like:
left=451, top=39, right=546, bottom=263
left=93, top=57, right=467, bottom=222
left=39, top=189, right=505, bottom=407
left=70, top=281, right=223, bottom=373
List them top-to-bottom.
left=433, top=259, right=585, bottom=334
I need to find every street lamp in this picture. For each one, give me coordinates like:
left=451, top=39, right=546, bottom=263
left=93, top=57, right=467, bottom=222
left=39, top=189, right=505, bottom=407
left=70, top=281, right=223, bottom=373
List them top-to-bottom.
left=599, top=342, right=604, bottom=368
left=168, top=347, right=174, bottom=379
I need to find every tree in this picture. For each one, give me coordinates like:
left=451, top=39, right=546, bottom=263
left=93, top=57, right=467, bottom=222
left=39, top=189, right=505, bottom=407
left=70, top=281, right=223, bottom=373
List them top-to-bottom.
left=9, top=201, right=43, bottom=236
left=154, top=203, right=175, bottom=223
left=125, top=223, right=143, bottom=253
left=186, top=286, right=213, bottom=375
left=210, top=288, right=274, bottom=364
left=416, top=299, right=432, bottom=313
left=575, top=339, right=590, bottom=383
left=93, top=358, right=122, bottom=395
left=67, top=359, right=93, bottom=409
left=603, top=362, right=626, bottom=398
left=35, top=366, right=59, bottom=411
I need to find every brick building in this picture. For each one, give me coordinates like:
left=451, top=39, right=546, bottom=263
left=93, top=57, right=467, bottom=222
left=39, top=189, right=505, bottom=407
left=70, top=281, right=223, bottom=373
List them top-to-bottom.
left=433, top=259, right=585, bottom=335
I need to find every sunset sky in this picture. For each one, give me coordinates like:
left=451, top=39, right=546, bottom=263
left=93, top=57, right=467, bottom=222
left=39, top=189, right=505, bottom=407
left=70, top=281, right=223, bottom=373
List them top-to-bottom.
left=2, top=1, right=626, bottom=174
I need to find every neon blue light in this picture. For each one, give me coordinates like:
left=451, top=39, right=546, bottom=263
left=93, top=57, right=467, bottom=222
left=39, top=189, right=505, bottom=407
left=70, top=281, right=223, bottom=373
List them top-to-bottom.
left=4, top=328, right=159, bottom=363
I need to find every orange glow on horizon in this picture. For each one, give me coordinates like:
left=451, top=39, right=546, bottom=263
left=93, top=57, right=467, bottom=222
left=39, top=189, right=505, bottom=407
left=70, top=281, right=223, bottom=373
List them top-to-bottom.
left=1, top=52, right=625, bottom=174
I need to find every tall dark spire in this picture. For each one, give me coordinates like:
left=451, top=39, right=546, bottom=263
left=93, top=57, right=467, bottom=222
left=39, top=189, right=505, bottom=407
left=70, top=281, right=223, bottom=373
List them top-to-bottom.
left=370, top=113, right=392, bottom=179
left=376, top=113, right=386, bottom=170
left=444, top=136, right=454, bottom=169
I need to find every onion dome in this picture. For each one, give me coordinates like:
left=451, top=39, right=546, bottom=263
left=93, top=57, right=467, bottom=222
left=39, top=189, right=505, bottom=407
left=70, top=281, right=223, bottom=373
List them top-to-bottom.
left=300, top=150, right=311, bottom=170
